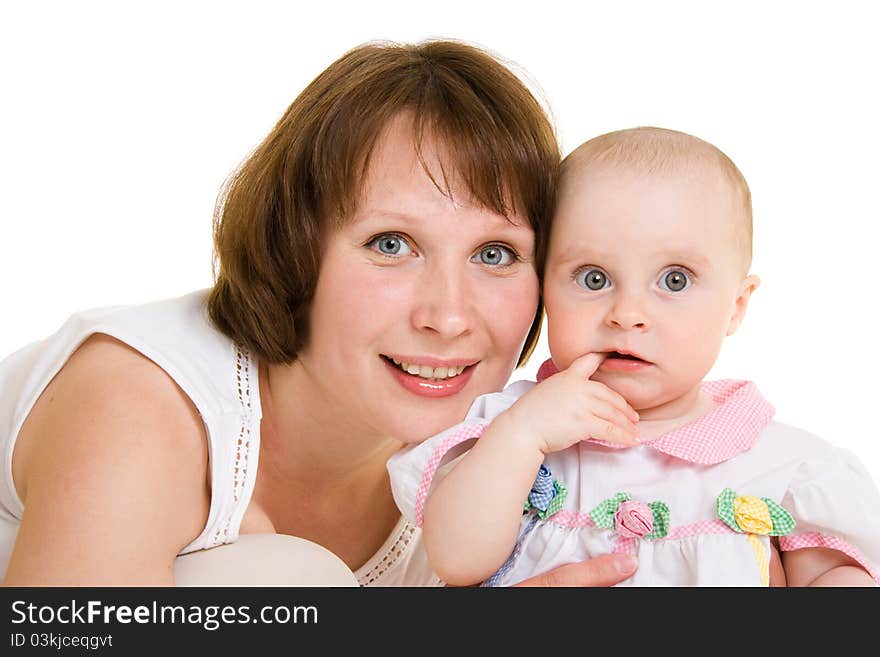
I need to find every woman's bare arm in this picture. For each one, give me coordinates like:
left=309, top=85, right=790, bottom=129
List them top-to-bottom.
left=3, top=334, right=210, bottom=586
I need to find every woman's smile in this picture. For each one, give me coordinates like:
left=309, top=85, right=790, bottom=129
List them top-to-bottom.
left=383, top=354, right=475, bottom=379
left=381, top=355, right=477, bottom=397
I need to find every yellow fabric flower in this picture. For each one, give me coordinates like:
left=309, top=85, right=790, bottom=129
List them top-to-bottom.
left=734, top=495, right=773, bottom=535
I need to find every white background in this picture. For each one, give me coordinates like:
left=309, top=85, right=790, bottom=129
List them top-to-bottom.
left=2, top=1, right=878, bottom=480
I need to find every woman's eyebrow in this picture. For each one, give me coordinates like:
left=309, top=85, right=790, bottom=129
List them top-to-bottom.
left=355, top=207, right=532, bottom=234
left=352, top=208, right=418, bottom=224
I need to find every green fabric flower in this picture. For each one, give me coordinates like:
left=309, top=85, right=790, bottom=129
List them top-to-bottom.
left=644, top=501, right=670, bottom=540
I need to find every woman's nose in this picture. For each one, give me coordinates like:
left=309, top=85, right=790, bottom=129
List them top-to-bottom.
left=410, top=265, right=475, bottom=339
left=605, top=292, right=651, bottom=331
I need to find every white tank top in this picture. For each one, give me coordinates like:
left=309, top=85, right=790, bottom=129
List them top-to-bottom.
left=0, top=290, right=439, bottom=586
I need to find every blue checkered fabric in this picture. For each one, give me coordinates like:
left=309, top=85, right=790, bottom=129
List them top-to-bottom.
left=527, top=465, right=556, bottom=512
left=482, top=514, right=539, bottom=587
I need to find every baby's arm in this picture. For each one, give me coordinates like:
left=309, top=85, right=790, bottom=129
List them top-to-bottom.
left=423, top=353, right=639, bottom=586
left=423, top=410, right=544, bottom=585
left=782, top=547, right=875, bottom=586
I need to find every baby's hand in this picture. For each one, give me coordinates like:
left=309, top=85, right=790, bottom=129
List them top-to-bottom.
left=502, top=353, right=640, bottom=454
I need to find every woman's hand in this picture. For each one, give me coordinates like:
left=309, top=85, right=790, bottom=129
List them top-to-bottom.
left=512, top=554, right=638, bottom=587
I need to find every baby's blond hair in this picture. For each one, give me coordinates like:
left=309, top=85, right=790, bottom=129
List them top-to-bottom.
left=561, top=127, right=753, bottom=271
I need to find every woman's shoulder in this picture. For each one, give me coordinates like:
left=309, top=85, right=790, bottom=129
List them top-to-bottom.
left=1, top=289, right=245, bottom=430
left=4, top=289, right=237, bottom=502
left=62, top=290, right=243, bottom=416
left=14, top=331, right=210, bottom=511
left=6, top=332, right=211, bottom=583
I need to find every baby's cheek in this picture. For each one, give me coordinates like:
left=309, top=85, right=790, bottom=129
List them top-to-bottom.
left=545, top=320, right=582, bottom=371
left=671, top=320, right=726, bottom=376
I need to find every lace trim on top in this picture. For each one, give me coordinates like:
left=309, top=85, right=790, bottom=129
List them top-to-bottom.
left=211, top=346, right=254, bottom=547
left=356, top=520, right=417, bottom=586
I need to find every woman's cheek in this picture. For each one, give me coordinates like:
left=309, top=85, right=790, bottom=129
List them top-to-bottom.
left=330, top=258, right=410, bottom=312
left=489, top=273, right=540, bottom=362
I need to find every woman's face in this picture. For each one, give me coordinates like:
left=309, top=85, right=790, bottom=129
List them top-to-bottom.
left=299, top=113, right=539, bottom=442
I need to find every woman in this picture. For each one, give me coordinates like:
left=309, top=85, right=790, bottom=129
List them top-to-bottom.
left=0, top=40, right=637, bottom=586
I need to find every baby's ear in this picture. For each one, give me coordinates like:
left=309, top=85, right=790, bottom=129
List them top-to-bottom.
left=726, top=274, right=761, bottom=336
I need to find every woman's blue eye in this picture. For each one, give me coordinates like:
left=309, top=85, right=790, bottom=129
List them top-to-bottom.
left=368, top=234, right=412, bottom=256
left=474, top=244, right=515, bottom=266
left=575, top=268, right=610, bottom=291
left=660, top=269, right=690, bottom=292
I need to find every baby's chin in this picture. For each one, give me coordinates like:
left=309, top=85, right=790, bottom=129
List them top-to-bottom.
left=593, top=374, right=702, bottom=421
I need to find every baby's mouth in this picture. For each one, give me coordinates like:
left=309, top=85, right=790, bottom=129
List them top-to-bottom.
left=605, top=351, right=652, bottom=364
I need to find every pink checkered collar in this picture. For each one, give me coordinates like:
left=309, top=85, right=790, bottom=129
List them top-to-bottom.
left=535, top=359, right=775, bottom=465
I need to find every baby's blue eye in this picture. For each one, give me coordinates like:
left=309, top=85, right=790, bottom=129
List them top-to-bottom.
left=368, top=234, right=413, bottom=256
left=474, top=244, right=515, bottom=266
left=576, top=268, right=610, bottom=291
left=660, top=269, right=690, bottom=292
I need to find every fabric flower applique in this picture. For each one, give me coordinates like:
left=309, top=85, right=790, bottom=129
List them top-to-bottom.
left=523, top=464, right=567, bottom=519
left=716, top=488, right=795, bottom=535
left=590, top=492, right=670, bottom=540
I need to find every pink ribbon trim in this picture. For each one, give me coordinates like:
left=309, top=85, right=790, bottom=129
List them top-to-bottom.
left=413, top=422, right=489, bottom=527
left=548, top=512, right=731, bottom=540
left=666, top=519, right=732, bottom=539
left=779, top=532, right=880, bottom=584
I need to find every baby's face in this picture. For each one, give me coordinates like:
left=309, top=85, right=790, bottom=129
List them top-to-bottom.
left=544, top=166, right=754, bottom=418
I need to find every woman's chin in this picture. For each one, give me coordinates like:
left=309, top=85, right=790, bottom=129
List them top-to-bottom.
left=391, top=410, right=470, bottom=444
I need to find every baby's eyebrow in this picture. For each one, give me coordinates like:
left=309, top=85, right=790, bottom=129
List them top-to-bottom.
left=549, top=242, right=607, bottom=264
left=549, top=246, right=712, bottom=270
left=653, top=250, right=711, bottom=269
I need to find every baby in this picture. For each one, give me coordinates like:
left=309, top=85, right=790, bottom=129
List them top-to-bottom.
left=387, top=127, right=880, bottom=586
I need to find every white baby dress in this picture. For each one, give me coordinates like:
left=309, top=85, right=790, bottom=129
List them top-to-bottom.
left=387, top=374, right=880, bottom=586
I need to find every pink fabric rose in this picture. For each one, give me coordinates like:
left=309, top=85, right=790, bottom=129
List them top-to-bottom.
left=614, top=500, right=654, bottom=538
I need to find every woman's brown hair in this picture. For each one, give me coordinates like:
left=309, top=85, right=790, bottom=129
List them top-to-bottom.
left=208, top=40, right=560, bottom=365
